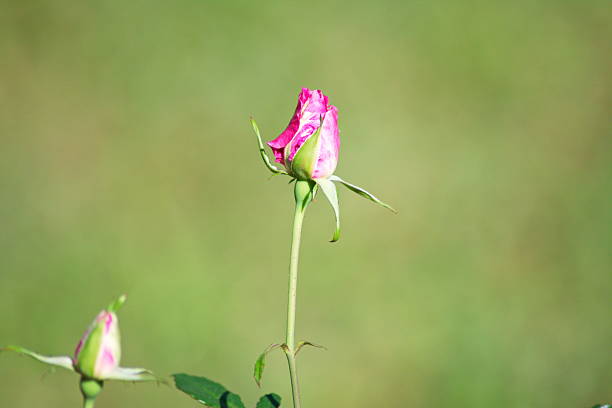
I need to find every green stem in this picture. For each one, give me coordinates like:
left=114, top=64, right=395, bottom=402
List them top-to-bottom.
left=284, top=180, right=313, bottom=408
left=286, top=199, right=305, bottom=353
left=285, top=353, right=301, bottom=408
left=83, top=398, right=96, bottom=408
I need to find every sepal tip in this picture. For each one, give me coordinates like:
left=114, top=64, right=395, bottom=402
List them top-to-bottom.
left=330, top=175, right=397, bottom=213
left=107, top=294, right=127, bottom=313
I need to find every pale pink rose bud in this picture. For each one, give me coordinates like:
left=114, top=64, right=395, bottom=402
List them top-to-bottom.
left=268, top=88, right=339, bottom=180
left=4, top=294, right=155, bottom=387
left=73, top=305, right=122, bottom=380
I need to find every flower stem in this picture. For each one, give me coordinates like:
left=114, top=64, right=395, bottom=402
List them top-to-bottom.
left=284, top=180, right=314, bottom=408
left=286, top=195, right=305, bottom=353
left=285, top=352, right=301, bottom=408
left=83, top=398, right=96, bottom=408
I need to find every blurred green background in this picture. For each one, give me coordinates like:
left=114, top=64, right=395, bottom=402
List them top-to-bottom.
left=1, top=0, right=610, bottom=407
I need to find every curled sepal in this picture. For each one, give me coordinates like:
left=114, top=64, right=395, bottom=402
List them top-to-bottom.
left=251, top=117, right=288, bottom=176
left=329, top=175, right=397, bottom=213
left=315, top=178, right=341, bottom=242
left=295, top=341, right=327, bottom=356
left=254, top=343, right=281, bottom=387
left=1, top=345, right=74, bottom=372
left=104, top=366, right=158, bottom=382
left=256, top=393, right=282, bottom=408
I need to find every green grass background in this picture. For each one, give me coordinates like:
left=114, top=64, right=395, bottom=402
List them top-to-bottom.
left=0, top=0, right=610, bottom=407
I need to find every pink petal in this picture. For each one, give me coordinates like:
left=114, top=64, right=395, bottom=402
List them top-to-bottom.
left=267, top=88, right=311, bottom=164
left=268, top=88, right=330, bottom=165
left=312, top=105, right=340, bottom=179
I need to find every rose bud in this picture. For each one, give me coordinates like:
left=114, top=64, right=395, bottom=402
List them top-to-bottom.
left=251, top=87, right=396, bottom=242
left=267, top=88, right=339, bottom=180
left=3, top=295, right=156, bottom=406
left=73, top=308, right=122, bottom=380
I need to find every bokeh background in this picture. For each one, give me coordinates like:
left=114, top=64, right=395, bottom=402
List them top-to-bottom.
left=1, top=0, right=610, bottom=407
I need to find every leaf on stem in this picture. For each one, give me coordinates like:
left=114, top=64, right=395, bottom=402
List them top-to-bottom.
left=250, top=117, right=287, bottom=176
left=329, top=175, right=397, bottom=213
left=315, top=178, right=340, bottom=242
left=295, top=341, right=327, bottom=356
left=253, top=343, right=281, bottom=387
left=1, top=345, right=74, bottom=371
left=173, top=373, right=245, bottom=408
left=256, top=393, right=282, bottom=408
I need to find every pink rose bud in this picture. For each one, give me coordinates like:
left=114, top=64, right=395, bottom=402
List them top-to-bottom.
left=268, top=88, right=339, bottom=180
left=73, top=302, right=122, bottom=380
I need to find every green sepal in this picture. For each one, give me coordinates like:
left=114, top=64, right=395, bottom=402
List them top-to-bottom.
left=289, top=116, right=324, bottom=180
left=250, top=117, right=288, bottom=176
left=329, top=175, right=397, bottom=213
left=315, top=178, right=341, bottom=242
left=107, top=294, right=126, bottom=313
left=74, top=317, right=105, bottom=378
left=295, top=341, right=327, bottom=356
left=253, top=344, right=281, bottom=387
left=1, top=345, right=74, bottom=371
left=173, top=373, right=245, bottom=408
left=256, top=393, right=282, bottom=408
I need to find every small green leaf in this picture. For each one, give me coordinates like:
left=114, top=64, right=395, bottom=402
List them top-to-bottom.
left=250, top=117, right=287, bottom=176
left=329, top=175, right=397, bottom=213
left=315, top=178, right=340, bottom=242
left=295, top=341, right=327, bottom=356
left=254, top=344, right=281, bottom=387
left=1, top=345, right=74, bottom=372
left=173, top=373, right=245, bottom=408
left=220, top=392, right=245, bottom=408
left=256, top=393, right=282, bottom=408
